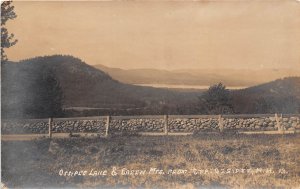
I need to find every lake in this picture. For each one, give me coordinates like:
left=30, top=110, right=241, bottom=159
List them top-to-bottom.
left=133, top=83, right=247, bottom=90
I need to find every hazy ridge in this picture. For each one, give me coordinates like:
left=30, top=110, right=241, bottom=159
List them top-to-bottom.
left=94, top=64, right=300, bottom=87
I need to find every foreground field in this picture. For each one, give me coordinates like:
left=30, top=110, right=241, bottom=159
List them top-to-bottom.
left=2, top=133, right=300, bottom=188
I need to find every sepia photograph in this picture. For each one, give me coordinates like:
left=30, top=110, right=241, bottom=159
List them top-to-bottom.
left=1, top=0, right=300, bottom=188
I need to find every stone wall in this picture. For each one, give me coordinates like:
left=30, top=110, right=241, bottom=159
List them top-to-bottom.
left=2, top=115, right=300, bottom=134
left=167, top=116, right=300, bottom=132
left=223, top=117, right=300, bottom=131
left=168, top=118, right=219, bottom=132
left=1, top=119, right=107, bottom=134
left=110, top=119, right=164, bottom=132
left=1, top=120, right=49, bottom=134
left=52, top=120, right=106, bottom=133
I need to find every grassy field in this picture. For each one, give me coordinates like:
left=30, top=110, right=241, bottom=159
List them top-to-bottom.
left=1, top=133, right=300, bottom=188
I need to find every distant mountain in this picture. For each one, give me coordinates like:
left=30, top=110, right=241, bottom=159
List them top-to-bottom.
left=1, top=55, right=199, bottom=117
left=94, top=64, right=300, bottom=87
left=232, top=77, right=300, bottom=114
left=240, top=77, right=300, bottom=98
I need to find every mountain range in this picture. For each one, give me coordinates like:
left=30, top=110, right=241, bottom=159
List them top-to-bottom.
left=1, top=55, right=199, bottom=116
left=2, top=55, right=300, bottom=117
left=94, top=64, right=300, bottom=87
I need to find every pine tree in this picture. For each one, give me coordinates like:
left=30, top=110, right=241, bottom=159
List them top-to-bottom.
left=1, top=1, right=18, bottom=63
left=28, top=69, right=64, bottom=118
left=199, top=83, right=234, bottom=114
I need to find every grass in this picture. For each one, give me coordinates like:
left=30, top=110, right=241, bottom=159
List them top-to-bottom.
left=1, top=133, right=300, bottom=188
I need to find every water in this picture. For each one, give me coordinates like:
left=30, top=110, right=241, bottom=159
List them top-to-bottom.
left=133, top=83, right=247, bottom=90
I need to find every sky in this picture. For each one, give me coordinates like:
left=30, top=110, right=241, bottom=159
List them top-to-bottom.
left=5, top=0, right=300, bottom=70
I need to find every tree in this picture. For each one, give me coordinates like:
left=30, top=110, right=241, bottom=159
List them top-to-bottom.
left=1, top=0, right=18, bottom=63
left=1, top=62, right=64, bottom=118
left=27, top=69, right=64, bottom=118
left=44, top=70, right=64, bottom=117
left=198, top=83, right=234, bottom=114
